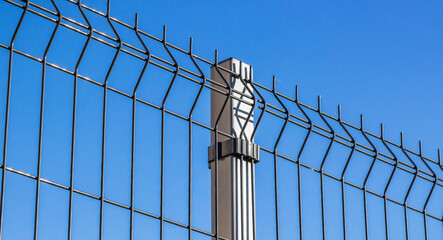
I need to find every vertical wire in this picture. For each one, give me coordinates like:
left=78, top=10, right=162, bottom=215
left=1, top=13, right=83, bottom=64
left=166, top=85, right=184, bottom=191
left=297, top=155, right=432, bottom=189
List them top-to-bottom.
left=0, top=1, right=29, bottom=238
left=3, top=1, right=443, bottom=239
left=34, top=1, right=61, bottom=239
left=68, top=1, right=93, bottom=239
left=100, top=1, right=122, bottom=239
left=131, top=13, right=151, bottom=240
left=160, top=26, right=180, bottom=240
left=187, top=37, right=206, bottom=240
left=212, top=51, right=232, bottom=239
left=231, top=61, right=239, bottom=239
left=235, top=61, right=256, bottom=240
left=237, top=63, right=244, bottom=240
left=237, top=63, right=255, bottom=142
left=237, top=63, right=242, bottom=239
left=244, top=66, right=251, bottom=240
left=248, top=68, right=262, bottom=240
left=272, top=77, right=289, bottom=240
left=249, top=84, right=265, bottom=143
left=292, top=86, right=313, bottom=240
left=317, top=96, right=335, bottom=240
left=188, top=104, right=193, bottom=240
left=337, top=105, right=356, bottom=240
left=360, top=115, right=378, bottom=240
left=380, top=124, right=399, bottom=240
left=400, top=133, right=417, bottom=240
left=418, top=142, right=437, bottom=240
left=234, top=143, right=238, bottom=239
left=439, top=149, right=443, bottom=172
left=437, top=150, right=443, bottom=232
left=439, top=151, right=443, bottom=235
left=240, top=154, right=244, bottom=239
left=246, top=157, right=250, bottom=240
left=250, top=158, right=256, bottom=240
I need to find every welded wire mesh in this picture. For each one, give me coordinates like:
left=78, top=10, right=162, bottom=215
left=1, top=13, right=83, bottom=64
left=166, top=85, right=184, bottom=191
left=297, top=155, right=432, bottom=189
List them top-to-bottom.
left=0, top=0, right=441, bottom=239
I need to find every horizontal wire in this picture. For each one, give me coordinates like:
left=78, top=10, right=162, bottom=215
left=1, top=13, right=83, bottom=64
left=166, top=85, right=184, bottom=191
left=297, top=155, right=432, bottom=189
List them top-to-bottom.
left=2, top=0, right=442, bottom=233
left=2, top=0, right=441, bottom=201
left=4, top=0, right=254, bottom=103
left=6, top=0, right=440, bottom=176
left=14, top=0, right=253, bottom=98
left=0, top=43, right=236, bottom=138
left=254, top=82, right=441, bottom=167
left=254, top=83, right=442, bottom=177
left=258, top=105, right=441, bottom=184
left=260, top=145, right=443, bottom=190
left=257, top=148, right=442, bottom=222
left=4, top=157, right=441, bottom=223
left=0, top=164, right=230, bottom=240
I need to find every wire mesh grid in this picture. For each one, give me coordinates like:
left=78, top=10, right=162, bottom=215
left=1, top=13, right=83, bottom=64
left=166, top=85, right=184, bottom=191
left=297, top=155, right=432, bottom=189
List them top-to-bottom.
left=0, top=0, right=441, bottom=239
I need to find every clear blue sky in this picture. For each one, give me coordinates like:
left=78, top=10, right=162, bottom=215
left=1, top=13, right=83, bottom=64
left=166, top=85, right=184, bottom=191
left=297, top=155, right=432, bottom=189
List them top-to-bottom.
left=0, top=0, right=442, bottom=239
left=108, top=0, right=443, bottom=153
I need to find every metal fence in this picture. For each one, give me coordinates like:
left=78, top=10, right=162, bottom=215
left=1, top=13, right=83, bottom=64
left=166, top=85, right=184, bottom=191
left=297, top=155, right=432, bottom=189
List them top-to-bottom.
left=0, top=0, right=441, bottom=239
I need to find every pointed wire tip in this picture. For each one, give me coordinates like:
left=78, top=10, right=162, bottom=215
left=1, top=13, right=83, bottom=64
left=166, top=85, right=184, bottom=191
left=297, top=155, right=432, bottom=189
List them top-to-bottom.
left=107, top=0, right=112, bottom=15
left=135, top=13, right=139, bottom=27
left=189, top=37, right=193, bottom=52
left=272, top=76, right=276, bottom=90
left=295, top=85, right=299, bottom=100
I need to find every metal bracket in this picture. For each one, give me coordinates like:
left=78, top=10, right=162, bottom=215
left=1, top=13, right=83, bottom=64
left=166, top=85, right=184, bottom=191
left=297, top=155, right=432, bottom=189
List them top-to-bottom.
left=208, top=138, right=260, bottom=168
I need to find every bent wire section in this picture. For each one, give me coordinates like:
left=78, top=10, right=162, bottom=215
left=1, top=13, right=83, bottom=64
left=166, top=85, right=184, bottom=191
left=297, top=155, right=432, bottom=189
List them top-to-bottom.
left=0, top=1, right=441, bottom=240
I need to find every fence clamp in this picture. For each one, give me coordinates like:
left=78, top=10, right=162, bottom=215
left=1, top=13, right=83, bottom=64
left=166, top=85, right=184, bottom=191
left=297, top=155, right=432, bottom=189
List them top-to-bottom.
left=208, top=138, right=260, bottom=168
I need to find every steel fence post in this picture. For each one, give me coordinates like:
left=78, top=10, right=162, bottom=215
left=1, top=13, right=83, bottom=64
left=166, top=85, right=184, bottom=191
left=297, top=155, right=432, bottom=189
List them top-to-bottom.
left=210, top=58, right=258, bottom=240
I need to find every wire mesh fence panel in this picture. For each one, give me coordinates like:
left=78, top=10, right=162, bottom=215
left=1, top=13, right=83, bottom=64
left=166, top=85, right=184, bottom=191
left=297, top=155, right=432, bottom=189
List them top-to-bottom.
left=0, top=0, right=441, bottom=240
